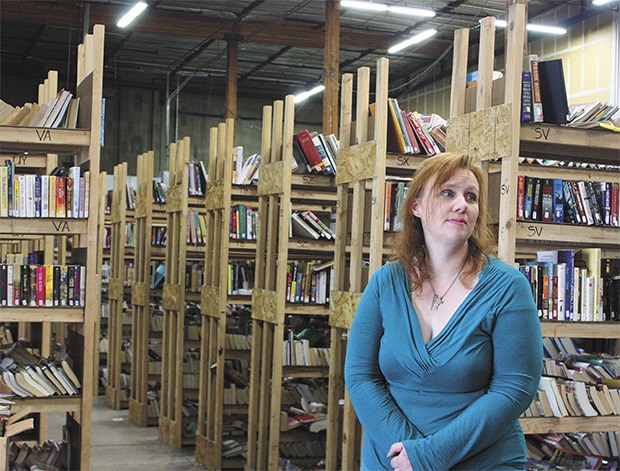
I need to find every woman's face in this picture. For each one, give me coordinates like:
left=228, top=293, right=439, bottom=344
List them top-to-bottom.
left=411, top=168, right=480, bottom=247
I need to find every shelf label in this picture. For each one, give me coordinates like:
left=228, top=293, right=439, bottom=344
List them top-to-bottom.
left=533, top=127, right=551, bottom=140
left=35, top=129, right=52, bottom=142
left=12, top=155, right=28, bottom=165
left=396, top=156, right=411, bottom=166
left=302, top=176, right=314, bottom=184
left=51, top=221, right=71, bottom=232
left=526, top=225, right=543, bottom=237
left=298, top=240, right=308, bottom=248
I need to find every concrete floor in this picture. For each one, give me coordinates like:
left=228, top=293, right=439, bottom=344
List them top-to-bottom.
left=49, top=395, right=199, bottom=470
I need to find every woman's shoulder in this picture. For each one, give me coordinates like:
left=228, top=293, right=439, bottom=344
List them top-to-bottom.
left=483, top=256, right=524, bottom=280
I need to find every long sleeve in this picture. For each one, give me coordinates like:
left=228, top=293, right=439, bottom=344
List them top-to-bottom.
left=344, top=267, right=424, bottom=456
left=401, top=273, right=542, bottom=470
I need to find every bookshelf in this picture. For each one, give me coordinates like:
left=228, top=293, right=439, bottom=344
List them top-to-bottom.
left=447, top=4, right=620, bottom=444
left=0, top=24, right=104, bottom=470
left=246, top=96, right=336, bottom=470
left=158, top=136, right=203, bottom=448
left=128, top=150, right=164, bottom=427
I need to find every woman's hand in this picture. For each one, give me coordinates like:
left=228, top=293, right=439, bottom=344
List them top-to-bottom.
left=387, top=442, right=413, bottom=471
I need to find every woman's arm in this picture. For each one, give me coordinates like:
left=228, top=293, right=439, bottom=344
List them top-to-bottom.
left=344, top=269, right=423, bottom=455
left=400, top=274, right=542, bottom=469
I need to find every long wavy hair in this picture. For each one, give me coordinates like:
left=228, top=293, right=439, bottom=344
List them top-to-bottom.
left=392, top=152, right=495, bottom=293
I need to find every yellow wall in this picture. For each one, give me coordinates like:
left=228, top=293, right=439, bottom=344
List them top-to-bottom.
left=400, top=8, right=618, bottom=116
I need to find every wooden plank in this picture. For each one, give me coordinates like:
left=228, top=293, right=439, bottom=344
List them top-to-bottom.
left=476, top=17, right=496, bottom=111
left=449, top=28, right=469, bottom=119
left=0, top=126, right=90, bottom=153
left=257, top=160, right=285, bottom=196
left=0, top=218, right=88, bottom=235
left=515, top=221, right=619, bottom=246
left=329, top=291, right=362, bottom=329
left=0, top=307, right=84, bottom=322
left=540, top=321, right=620, bottom=339
left=520, top=416, right=620, bottom=434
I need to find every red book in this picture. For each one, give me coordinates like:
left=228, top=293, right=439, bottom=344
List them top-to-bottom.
left=400, top=110, right=421, bottom=154
left=406, top=112, right=435, bottom=155
left=293, top=130, right=326, bottom=174
left=517, top=175, right=525, bottom=220
left=56, top=176, right=66, bottom=218
left=66, top=176, right=74, bottom=218
left=611, top=182, right=619, bottom=227
left=36, top=265, right=45, bottom=307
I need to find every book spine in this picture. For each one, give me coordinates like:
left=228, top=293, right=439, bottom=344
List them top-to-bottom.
left=529, top=58, right=544, bottom=123
left=521, top=70, right=533, bottom=122
left=294, top=131, right=326, bottom=174
left=0, top=166, right=7, bottom=218
left=40, top=175, right=49, bottom=218
left=48, top=175, right=56, bottom=217
left=517, top=175, right=525, bottom=220
left=66, top=176, right=73, bottom=218
left=531, top=177, right=542, bottom=221
left=541, top=178, right=553, bottom=222
left=552, top=178, right=564, bottom=223
left=576, top=180, right=594, bottom=225
left=585, top=180, right=604, bottom=225
left=571, top=181, right=588, bottom=224
left=611, top=182, right=619, bottom=227
left=0, top=265, right=6, bottom=306
left=36, top=265, right=45, bottom=307
left=45, top=265, right=53, bottom=307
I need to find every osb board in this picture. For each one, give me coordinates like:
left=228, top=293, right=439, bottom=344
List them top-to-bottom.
left=446, top=103, right=512, bottom=161
left=335, top=140, right=378, bottom=185
left=257, top=161, right=285, bottom=196
left=205, top=181, right=224, bottom=210
left=165, top=185, right=183, bottom=213
left=134, top=199, right=147, bottom=218
left=111, top=204, right=121, bottom=223
left=107, top=280, right=122, bottom=300
left=132, top=282, right=149, bottom=307
left=162, top=283, right=182, bottom=311
left=201, top=285, right=221, bottom=318
left=251, top=289, right=278, bottom=323
left=329, top=291, right=362, bottom=329
left=195, top=434, right=218, bottom=469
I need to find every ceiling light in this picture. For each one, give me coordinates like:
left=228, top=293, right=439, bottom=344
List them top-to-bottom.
left=593, top=0, right=615, bottom=5
left=117, top=1, right=148, bottom=28
left=341, top=1, right=435, bottom=17
left=493, top=19, right=567, bottom=35
left=388, top=29, right=437, bottom=54
left=294, top=85, right=325, bottom=104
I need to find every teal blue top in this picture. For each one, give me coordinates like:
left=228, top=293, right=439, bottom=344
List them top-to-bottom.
left=344, top=258, right=542, bottom=470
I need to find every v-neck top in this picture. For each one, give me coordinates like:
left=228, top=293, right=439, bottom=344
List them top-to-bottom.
left=344, top=258, right=542, bottom=470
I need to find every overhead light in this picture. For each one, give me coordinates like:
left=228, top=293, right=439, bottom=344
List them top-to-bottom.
left=593, top=0, right=615, bottom=5
left=117, top=1, right=148, bottom=28
left=341, top=1, right=435, bottom=17
left=493, top=19, right=567, bottom=35
left=388, top=29, right=437, bottom=54
left=294, top=85, right=325, bottom=103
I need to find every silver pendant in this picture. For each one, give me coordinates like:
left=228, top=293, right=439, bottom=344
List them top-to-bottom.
left=431, top=295, right=443, bottom=310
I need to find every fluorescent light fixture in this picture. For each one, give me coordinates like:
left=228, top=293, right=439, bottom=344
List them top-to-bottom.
left=593, top=0, right=615, bottom=5
left=117, top=1, right=148, bottom=28
left=341, top=1, right=435, bottom=17
left=493, top=19, right=567, bottom=35
left=388, top=29, right=437, bottom=54
left=294, top=85, right=325, bottom=103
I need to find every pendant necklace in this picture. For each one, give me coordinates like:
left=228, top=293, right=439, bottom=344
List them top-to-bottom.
left=429, top=263, right=465, bottom=311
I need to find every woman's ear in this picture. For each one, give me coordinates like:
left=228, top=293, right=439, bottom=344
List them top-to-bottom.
left=411, top=199, right=421, bottom=218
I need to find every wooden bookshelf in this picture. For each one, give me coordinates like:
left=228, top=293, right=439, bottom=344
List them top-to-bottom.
left=0, top=24, right=105, bottom=470
left=246, top=97, right=336, bottom=470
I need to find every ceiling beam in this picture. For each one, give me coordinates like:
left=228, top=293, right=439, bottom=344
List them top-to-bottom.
left=1, top=1, right=393, bottom=50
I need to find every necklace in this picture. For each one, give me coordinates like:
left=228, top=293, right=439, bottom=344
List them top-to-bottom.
left=429, top=263, right=465, bottom=311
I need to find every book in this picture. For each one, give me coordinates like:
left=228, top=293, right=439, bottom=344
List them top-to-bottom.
left=525, top=54, right=544, bottom=123
left=538, top=59, right=570, bottom=125
left=521, top=70, right=533, bottom=122
left=293, top=130, right=326, bottom=174
left=291, top=211, right=320, bottom=239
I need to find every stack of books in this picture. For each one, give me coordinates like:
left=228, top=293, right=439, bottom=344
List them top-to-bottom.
left=0, top=90, right=80, bottom=129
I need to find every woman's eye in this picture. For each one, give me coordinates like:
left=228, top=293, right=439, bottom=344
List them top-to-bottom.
left=441, top=189, right=453, bottom=197
left=466, top=193, right=478, bottom=202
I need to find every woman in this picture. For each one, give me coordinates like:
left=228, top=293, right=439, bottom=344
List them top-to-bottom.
left=344, top=152, right=542, bottom=470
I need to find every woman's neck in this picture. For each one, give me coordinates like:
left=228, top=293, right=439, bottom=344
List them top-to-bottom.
left=425, top=244, right=469, bottom=282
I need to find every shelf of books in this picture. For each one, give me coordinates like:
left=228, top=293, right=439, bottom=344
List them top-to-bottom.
left=449, top=7, right=620, bottom=467
left=0, top=24, right=104, bottom=470
left=246, top=96, right=336, bottom=471
left=158, top=136, right=206, bottom=448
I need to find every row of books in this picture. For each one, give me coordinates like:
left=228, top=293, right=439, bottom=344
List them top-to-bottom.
left=521, top=55, right=569, bottom=125
left=0, top=89, right=79, bottom=129
left=384, top=98, right=445, bottom=156
left=567, top=102, right=619, bottom=129
left=293, top=130, right=338, bottom=175
left=232, top=146, right=261, bottom=185
left=188, top=161, right=208, bottom=197
left=0, top=162, right=90, bottom=218
left=517, top=176, right=619, bottom=227
left=384, top=178, right=410, bottom=232
left=153, top=179, right=167, bottom=204
left=230, top=203, right=257, bottom=240
left=290, top=210, right=336, bottom=240
left=187, top=211, right=207, bottom=246
left=102, top=223, right=136, bottom=250
left=151, top=225, right=167, bottom=247
left=519, top=249, right=618, bottom=322
left=228, top=260, right=254, bottom=296
left=286, top=260, right=333, bottom=305
left=185, top=262, right=204, bottom=293
left=0, top=264, right=86, bottom=308
left=225, top=333, right=251, bottom=350
left=282, top=338, right=330, bottom=367
left=0, top=343, right=81, bottom=398
left=542, top=353, right=617, bottom=387
left=527, top=376, right=620, bottom=419
left=526, top=432, right=620, bottom=468
left=9, top=439, right=69, bottom=471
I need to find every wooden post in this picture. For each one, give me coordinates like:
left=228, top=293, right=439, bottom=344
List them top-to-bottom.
left=323, top=0, right=340, bottom=135
left=225, top=34, right=239, bottom=121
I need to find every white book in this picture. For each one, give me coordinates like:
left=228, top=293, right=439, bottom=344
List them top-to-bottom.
left=43, top=90, right=72, bottom=128
left=0, top=166, right=7, bottom=218
left=69, top=166, right=81, bottom=218
left=18, top=175, right=26, bottom=217
left=25, top=175, right=35, bottom=218
left=40, top=175, right=49, bottom=218
left=291, top=211, right=320, bottom=239
left=556, top=262, right=566, bottom=320
left=6, top=265, right=13, bottom=307
left=573, top=267, right=580, bottom=321
left=539, top=377, right=568, bottom=417
left=572, top=382, right=600, bottom=416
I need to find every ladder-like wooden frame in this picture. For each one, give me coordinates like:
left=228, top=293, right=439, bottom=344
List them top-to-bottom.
left=195, top=118, right=235, bottom=469
left=129, top=150, right=158, bottom=427
left=105, top=161, right=129, bottom=410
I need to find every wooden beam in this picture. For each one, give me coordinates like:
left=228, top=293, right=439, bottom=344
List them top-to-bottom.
left=322, top=0, right=340, bottom=136
left=2, top=2, right=393, bottom=50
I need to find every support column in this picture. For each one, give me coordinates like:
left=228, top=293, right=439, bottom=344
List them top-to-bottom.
left=323, top=0, right=340, bottom=135
left=226, top=34, right=240, bottom=121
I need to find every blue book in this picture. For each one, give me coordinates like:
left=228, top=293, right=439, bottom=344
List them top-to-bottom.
left=524, top=176, right=535, bottom=220
left=552, top=178, right=564, bottom=223
left=557, top=250, right=575, bottom=321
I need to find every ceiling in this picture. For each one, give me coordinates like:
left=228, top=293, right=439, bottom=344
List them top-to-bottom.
left=0, top=0, right=611, bottom=100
